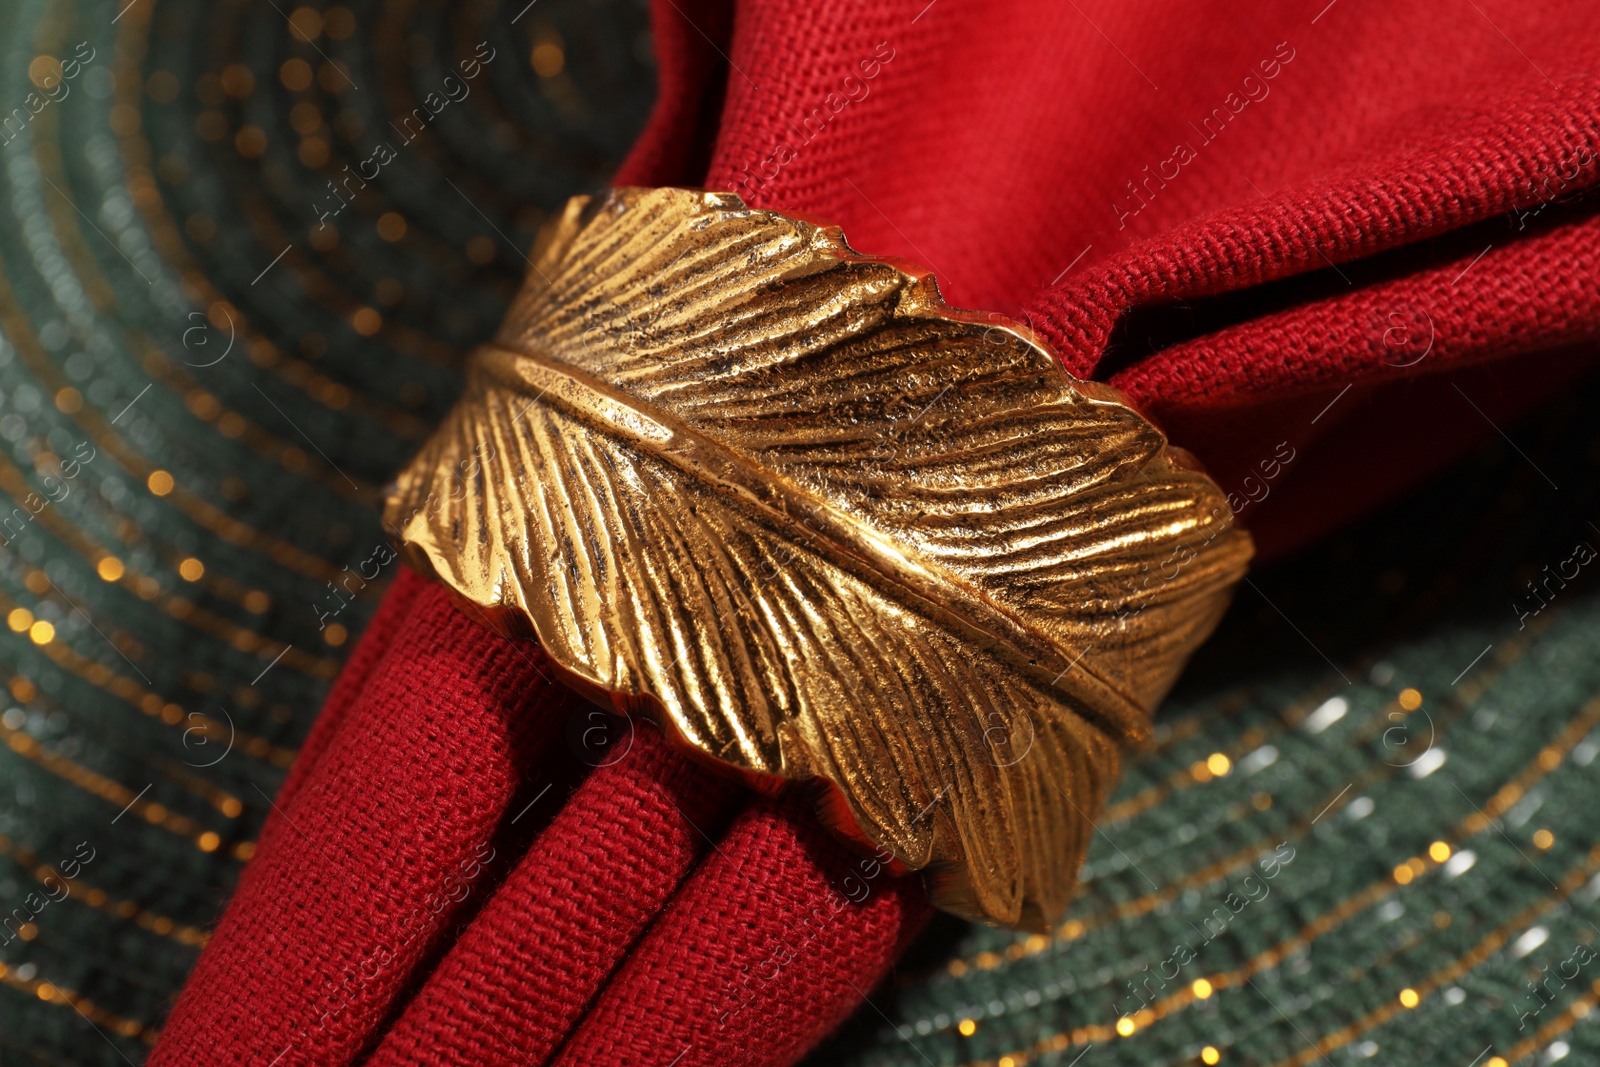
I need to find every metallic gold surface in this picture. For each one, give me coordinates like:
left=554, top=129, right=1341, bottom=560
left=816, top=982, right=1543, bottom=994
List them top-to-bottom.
left=385, top=186, right=1253, bottom=928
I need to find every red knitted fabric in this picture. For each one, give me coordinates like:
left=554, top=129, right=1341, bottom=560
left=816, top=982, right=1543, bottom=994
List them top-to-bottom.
left=660, top=0, right=1600, bottom=556
left=152, top=1, right=1600, bottom=1065
left=1115, top=215, right=1600, bottom=556
left=270, top=569, right=427, bottom=815
left=250, top=571, right=423, bottom=862
left=153, top=575, right=922, bottom=1067
left=149, top=581, right=569, bottom=1067
left=363, top=727, right=741, bottom=1066
left=550, top=793, right=931, bottom=1067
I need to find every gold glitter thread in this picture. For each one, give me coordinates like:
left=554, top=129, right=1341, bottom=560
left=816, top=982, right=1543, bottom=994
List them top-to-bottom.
left=110, top=9, right=434, bottom=437
left=26, top=123, right=377, bottom=503
left=0, top=263, right=352, bottom=585
left=0, top=444, right=339, bottom=679
left=0, top=587, right=294, bottom=767
left=937, top=605, right=1556, bottom=980
left=956, top=684, right=1600, bottom=1066
left=1, top=720, right=235, bottom=852
left=0, top=834, right=209, bottom=947
left=1262, top=844, right=1600, bottom=1067
left=0, top=960, right=157, bottom=1045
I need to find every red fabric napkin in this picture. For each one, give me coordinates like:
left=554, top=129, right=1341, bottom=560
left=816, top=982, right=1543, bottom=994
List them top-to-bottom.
left=151, top=1, right=1600, bottom=1064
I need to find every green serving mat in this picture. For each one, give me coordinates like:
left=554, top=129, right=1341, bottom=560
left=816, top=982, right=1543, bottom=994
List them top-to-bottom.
left=0, top=0, right=650, bottom=1061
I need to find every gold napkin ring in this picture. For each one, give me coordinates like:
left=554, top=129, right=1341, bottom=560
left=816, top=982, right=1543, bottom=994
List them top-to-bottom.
left=385, top=187, right=1252, bottom=928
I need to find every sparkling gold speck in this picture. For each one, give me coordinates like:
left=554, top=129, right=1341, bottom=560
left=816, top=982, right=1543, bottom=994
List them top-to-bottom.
left=288, top=6, right=323, bottom=40
left=324, top=6, right=357, bottom=39
left=531, top=43, right=565, bottom=77
left=28, top=55, right=62, bottom=89
left=280, top=58, right=313, bottom=92
left=220, top=63, right=254, bottom=97
left=235, top=125, right=267, bottom=158
left=377, top=212, right=408, bottom=242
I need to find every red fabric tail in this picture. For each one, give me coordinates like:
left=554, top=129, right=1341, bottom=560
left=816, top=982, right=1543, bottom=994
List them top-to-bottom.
left=272, top=569, right=428, bottom=817
left=150, top=581, right=567, bottom=1067
left=363, top=727, right=740, bottom=1066
left=550, top=793, right=932, bottom=1067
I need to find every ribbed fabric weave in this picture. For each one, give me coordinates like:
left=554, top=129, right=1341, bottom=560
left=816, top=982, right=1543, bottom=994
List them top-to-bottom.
left=148, top=581, right=570, bottom=1066
left=364, top=727, right=742, bottom=1066
left=550, top=793, right=931, bottom=1067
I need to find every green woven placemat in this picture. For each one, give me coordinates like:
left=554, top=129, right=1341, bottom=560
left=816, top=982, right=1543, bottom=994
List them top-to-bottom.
left=0, top=1, right=650, bottom=1062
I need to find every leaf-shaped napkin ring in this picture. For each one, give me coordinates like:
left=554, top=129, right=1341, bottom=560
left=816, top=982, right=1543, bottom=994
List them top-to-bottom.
left=385, top=187, right=1252, bottom=928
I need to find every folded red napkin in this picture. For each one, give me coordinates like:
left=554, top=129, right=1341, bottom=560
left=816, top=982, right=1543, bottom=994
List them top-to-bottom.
left=151, top=1, right=1600, bottom=1064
